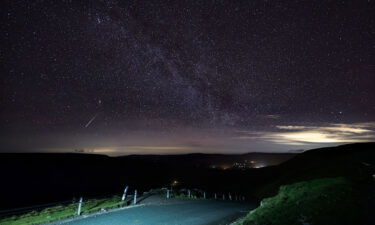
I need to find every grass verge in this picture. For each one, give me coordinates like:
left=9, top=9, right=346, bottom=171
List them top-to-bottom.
left=239, top=177, right=364, bottom=225
left=0, top=195, right=126, bottom=225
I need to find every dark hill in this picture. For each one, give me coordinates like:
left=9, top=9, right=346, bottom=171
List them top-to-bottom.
left=1, top=143, right=374, bottom=212
left=256, top=143, right=375, bottom=198
left=0, top=152, right=294, bottom=210
left=122, top=152, right=295, bottom=168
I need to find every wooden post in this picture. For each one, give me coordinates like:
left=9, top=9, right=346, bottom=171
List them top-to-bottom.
left=122, top=186, right=128, bottom=201
left=134, top=190, right=137, bottom=205
left=77, top=197, right=83, bottom=215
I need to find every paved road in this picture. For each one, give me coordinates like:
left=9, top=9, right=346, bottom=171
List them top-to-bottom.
left=56, top=200, right=255, bottom=225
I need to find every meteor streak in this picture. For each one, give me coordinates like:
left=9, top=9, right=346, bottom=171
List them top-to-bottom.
left=85, top=114, right=98, bottom=128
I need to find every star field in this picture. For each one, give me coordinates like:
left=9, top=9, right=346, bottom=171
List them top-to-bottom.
left=1, top=0, right=374, bottom=154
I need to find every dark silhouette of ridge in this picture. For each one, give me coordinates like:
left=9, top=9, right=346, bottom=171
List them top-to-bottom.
left=256, top=142, right=375, bottom=198
left=1, top=143, right=374, bottom=211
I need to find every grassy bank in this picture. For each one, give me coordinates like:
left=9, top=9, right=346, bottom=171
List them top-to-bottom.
left=239, top=177, right=365, bottom=225
left=0, top=195, right=125, bottom=225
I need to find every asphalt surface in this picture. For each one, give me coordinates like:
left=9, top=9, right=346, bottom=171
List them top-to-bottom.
left=55, top=200, right=255, bottom=225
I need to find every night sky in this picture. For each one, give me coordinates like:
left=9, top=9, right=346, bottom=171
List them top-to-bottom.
left=1, top=0, right=374, bottom=155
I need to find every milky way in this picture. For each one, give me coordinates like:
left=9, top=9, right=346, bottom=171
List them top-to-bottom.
left=1, top=0, right=374, bottom=155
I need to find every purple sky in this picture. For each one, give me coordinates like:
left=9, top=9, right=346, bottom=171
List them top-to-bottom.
left=1, top=0, right=374, bottom=155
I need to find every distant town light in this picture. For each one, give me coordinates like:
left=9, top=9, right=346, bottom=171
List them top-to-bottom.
left=254, top=163, right=267, bottom=169
left=221, top=165, right=230, bottom=170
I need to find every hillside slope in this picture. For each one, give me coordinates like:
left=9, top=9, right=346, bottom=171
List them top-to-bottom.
left=256, top=143, right=375, bottom=198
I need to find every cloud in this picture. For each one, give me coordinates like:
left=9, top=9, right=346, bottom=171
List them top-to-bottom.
left=263, top=115, right=281, bottom=119
left=236, top=122, right=375, bottom=146
left=276, top=124, right=372, bottom=134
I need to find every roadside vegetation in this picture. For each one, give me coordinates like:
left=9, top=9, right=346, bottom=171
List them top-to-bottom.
left=238, top=177, right=366, bottom=225
left=0, top=195, right=125, bottom=225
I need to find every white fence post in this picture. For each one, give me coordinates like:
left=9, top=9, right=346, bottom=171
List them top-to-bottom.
left=122, top=186, right=129, bottom=201
left=167, top=189, right=170, bottom=199
left=134, top=190, right=137, bottom=205
left=188, top=190, right=191, bottom=198
left=203, top=192, right=206, bottom=199
left=214, top=193, right=217, bottom=199
left=229, top=193, right=232, bottom=201
left=77, top=197, right=83, bottom=215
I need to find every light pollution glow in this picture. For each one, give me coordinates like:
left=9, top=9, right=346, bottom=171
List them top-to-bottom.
left=2, top=122, right=374, bottom=155
left=88, top=122, right=375, bottom=155
left=237, top=123, right=375, bottom=146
